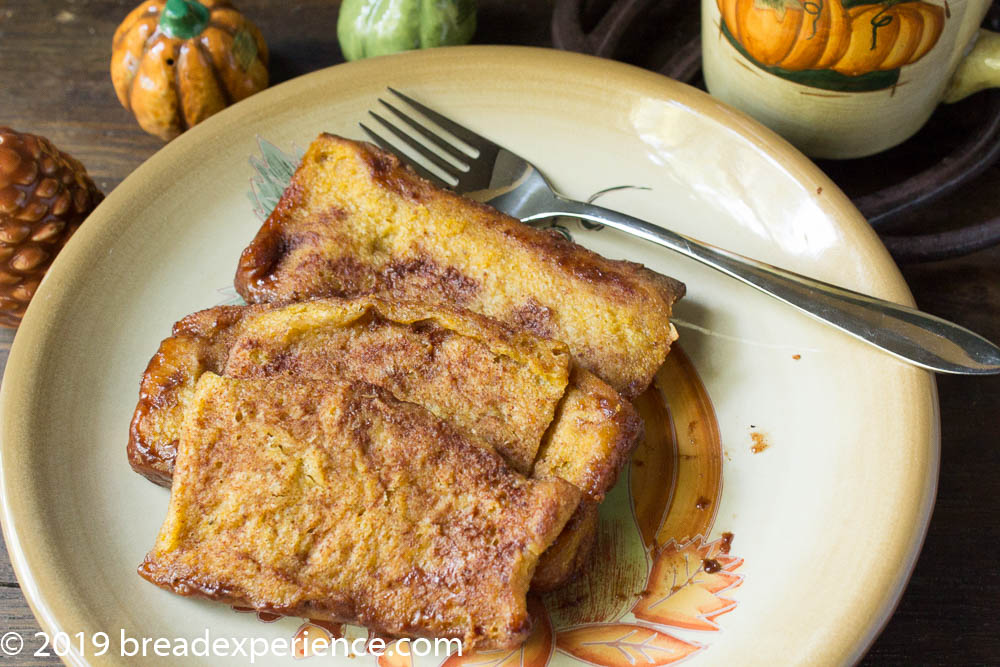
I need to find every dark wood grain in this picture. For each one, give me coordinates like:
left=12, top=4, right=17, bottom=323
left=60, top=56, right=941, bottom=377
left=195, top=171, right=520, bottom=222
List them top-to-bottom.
left=1, top=1, right=997, bottom=665
left=867, top=242, right=1000, bottom=666
left=0, top=587, right=58, bottom=666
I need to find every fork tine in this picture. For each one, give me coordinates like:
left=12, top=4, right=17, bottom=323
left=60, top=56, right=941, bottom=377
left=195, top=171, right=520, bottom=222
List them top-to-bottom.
left=388, top=87, right=496, bottom=157
left=378, top=98, right=470, bottom=166
left=367, top=110, right=465, bottom=178
left=359, top=122, right=452, bottom=189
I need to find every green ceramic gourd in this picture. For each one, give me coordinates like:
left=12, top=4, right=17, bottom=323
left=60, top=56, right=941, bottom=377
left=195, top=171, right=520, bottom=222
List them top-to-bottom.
left=337, top=0, right=476, bottom=61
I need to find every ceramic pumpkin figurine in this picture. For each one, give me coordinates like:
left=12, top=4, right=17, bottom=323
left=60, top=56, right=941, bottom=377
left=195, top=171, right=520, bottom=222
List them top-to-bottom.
left=111, top=0, right=268, bottom=141
left=337, top=0, right=476, bottom=61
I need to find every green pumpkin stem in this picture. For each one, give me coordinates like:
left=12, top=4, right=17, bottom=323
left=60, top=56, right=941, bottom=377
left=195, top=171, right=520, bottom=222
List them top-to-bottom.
left=160, top=0, right=210, bottom=40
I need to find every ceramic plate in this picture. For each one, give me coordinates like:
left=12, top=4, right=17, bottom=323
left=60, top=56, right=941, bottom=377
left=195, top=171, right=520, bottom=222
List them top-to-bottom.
left=0, top=47, right=937, bottom=666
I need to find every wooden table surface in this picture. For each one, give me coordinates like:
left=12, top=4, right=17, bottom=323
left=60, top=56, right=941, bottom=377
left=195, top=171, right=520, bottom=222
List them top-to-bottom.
left=1, top=1, right=997, bottom=664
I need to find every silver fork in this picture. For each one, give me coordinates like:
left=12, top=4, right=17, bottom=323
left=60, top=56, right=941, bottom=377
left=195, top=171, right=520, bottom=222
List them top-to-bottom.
left=361, top=88, right=1000, bottom=375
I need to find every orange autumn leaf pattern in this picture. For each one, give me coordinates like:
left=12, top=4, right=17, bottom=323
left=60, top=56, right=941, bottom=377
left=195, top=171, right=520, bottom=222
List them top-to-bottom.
left=632, top=350, right=724, bottom=554
left=632, top=536, right=744, bottom=632
left=442, top=596, right=553, bottom=667
left=292, top=622, right=334, bottom=660
left=556, top=624, right=701, bottom=666
left=379, top=640, right=415, bottom=667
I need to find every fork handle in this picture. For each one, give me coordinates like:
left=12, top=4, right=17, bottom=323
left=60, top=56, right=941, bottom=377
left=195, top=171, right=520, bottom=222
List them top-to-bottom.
left=540, top=197, right=1000, bottom=374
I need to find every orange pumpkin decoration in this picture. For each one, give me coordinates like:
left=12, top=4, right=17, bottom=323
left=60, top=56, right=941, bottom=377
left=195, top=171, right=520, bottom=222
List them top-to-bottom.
left=111, top=0, right=268, bottom=141
left=717, top=0, right=945, bottom=76
left=718, top=0, right=850, bottom=69
left=833, top=2, right=945, bottom=75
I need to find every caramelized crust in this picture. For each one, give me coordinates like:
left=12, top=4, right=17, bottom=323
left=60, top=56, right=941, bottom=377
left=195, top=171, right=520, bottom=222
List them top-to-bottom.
left=233, top=134, right=684, bottom=398
left=127, top=304, right=267, bottom=485
left=534, top=367, right=643, bottom=501
left=140, top=374, right=579, bottom=649
left=530, top=501, right=600, bottom=592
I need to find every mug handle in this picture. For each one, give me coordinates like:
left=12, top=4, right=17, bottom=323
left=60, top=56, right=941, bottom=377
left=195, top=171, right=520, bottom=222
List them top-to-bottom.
left=944, top=29, right=1000, bottom=102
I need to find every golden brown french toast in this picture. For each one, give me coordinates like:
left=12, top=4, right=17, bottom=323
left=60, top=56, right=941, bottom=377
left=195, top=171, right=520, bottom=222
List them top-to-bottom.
left=234, top=134, right=684, bottom=398
left=128, top=297, right=640, bottom=590
left=129, top=297, right=637, bottom=500
left=221, top=298, right=570, bottom=474
left=127, top=303, right=269, bottom=485
left=535, top=367, right=642, bottom=501
left=139, top=373, right=579, bottom=649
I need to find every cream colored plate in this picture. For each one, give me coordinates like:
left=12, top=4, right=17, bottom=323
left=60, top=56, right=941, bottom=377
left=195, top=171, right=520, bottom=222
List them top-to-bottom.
left=0, top=47, right=937, bottom=666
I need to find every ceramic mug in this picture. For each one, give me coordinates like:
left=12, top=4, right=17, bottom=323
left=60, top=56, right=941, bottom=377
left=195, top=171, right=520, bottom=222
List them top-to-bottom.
left=702, top=0, right=1000, bottom=158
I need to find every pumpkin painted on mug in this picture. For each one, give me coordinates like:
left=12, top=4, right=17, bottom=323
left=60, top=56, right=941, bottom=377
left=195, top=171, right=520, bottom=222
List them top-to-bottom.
left=111, top=0, right=268, bottom=141
left=717, top=0, right=945, bottom=76
left=717, top=0, right=850, bottom=69
left=833, top=2, right=945, bottom=75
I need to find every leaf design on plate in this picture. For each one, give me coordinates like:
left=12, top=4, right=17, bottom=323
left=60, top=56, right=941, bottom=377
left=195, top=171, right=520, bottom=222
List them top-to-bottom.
left=248, top=137, right=302, bottom=221
left=532, top=185, right=650, bottom=239
left=581, top=185, right=651, bottom=231
left=535, top=220, right=575, bottom=242
left=214, top=285, right=246, bottom=306
left=646, top=350, right=724, bottom=551
left=629, top=383, right=676, bottom=550
left=546, top=480, right=647, bottom=628
left=632, top=536, right=744, bottom=631
left=441, top=596, right=553, bottom=667
left=231, top=605, right=281, bottom=622
left=292, top=621, right=334, bottom=659
left=555, top=624, right=701, bottom=666
left=379, top=640, right=415, bottom=667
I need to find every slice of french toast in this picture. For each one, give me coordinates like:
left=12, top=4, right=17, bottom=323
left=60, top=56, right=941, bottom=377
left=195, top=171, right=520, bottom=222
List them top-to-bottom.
left=234, top=134, right=684, bottom=399
left=128, top=297, right=641, bottom=589
left=128, top=297, right=641, bottom=495
left=130, top=297, right=571, bottom=483
left=140, top=373, right=580, bottom=650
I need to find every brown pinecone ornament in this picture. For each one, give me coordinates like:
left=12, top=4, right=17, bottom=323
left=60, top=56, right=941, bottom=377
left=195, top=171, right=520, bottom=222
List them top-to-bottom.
left=0, top=128, right=104, bottom=328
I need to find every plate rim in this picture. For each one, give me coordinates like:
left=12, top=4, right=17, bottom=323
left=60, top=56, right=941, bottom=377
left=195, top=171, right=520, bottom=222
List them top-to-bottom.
left=0, top=45, right=940, bottom=666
